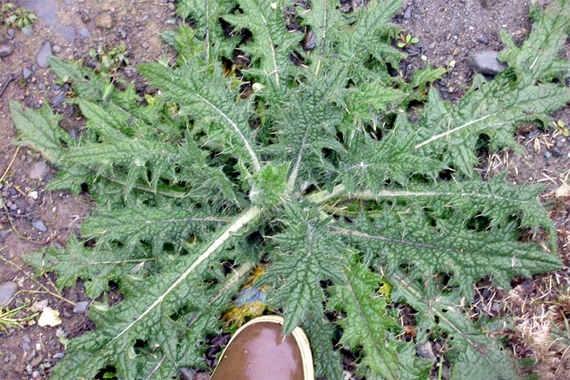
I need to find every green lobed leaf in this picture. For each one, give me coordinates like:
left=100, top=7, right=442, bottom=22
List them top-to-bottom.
left=223, top=0, right=303, bottom=85
left=139, top=60, right=262, bottom=174
left=10, top=101, right=69, bottom=164
left=261, top=201, right=346, bottom=335
left=329, top=259, right=432, bottom=380
left=391, top=273, right=519, bottom=380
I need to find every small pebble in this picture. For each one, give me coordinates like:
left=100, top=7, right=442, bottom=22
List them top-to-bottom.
left=403, top=6, right=412, bottom=19
left=95, top=13, right=114, bottom=29
left=21, top=25, right=33, bottom=36
left=79, top=28, right=89, bottom=38
left=7, top=29, right=15, bottom=38
left=476, top=35, right=489, bottom=45
left=35, top=42, right=53, bottom=68
left=0, top=43, right=14, bottom=57
left=52, top=45, right=61, bottom=54
left=466, top=50, right=507, bottom=76
left=23, top=67, right=32, bottom=81
left=51, top=91, right=66, bottom=107
left=555, top=135, right=567, bottom=148
left=550, top=146, right=564, bottom=158
left=30, top=160, right=48, bottom=179
left=32, top=220, right=48, bottom=232
left=0, top=281, right=18, bottom=307
left=73, top=301, right=90, bottom=313
left=62, top=307, right=73, bottom=318
left=53, top=353, right=65, bottom=360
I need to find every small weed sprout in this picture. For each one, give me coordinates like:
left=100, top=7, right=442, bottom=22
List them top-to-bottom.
left=1, top=3, right=37, bottom=29
left=397, top=33, right=419, bottom=48
left=88, top=44, right=130, bottom=77
left=554, top=119, right=569, bottom=137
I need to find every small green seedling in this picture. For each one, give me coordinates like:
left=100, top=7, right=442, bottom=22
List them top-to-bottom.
left=1, top=3, right=37, bottom=29
left=397, top=33, right=419, bottom=48
left=88, top=44, right=130, bottom=79
left=555, top=119, right=569, bottom=137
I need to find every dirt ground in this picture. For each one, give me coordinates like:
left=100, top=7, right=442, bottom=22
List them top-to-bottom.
left=0, top=0, right=568, bottom=379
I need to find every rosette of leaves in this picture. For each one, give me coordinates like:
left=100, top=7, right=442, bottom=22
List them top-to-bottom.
left=11, top=0, right=569, bottom=379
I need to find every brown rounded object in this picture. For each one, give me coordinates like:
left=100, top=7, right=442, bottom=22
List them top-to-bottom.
left=210, top=316, right=313, bottom=380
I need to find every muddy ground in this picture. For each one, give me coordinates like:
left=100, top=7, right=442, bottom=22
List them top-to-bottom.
left=0, top=0, right=569, bottom=379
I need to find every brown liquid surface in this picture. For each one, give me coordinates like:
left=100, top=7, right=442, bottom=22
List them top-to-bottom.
left=210, top=322, right=304, bottom=380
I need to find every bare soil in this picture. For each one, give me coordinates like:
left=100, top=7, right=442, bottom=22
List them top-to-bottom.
left=0, top=1, right=568, bottom=379
left=0, top=1, right=176, bottom=379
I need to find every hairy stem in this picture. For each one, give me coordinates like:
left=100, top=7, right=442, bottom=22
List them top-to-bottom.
left=104, top=205, right=262, bottom=348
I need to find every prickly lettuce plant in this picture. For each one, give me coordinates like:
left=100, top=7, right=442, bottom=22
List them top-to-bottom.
left=10, top=0, right=570, bottom=379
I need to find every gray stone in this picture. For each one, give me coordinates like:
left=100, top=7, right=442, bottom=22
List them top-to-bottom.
left=403, top=6, right=412, bottom=19
left=95, top=13, right=113, bottom=29
left=21, top=25, right=33, bottom=36
left=79, top=28, right=89, bottom=38
left=7, top=29, right=15, bottom=38
left=476, top=35, right=489, bottom=45
left=35, top=42, right=53, bottom=68
left=0, top=43, right=14, bottom=57
left=466, top=50, right=507, bottom=76
left=23, top=67, right=32, bottom=81
left=51, top=91, right=66, bottom=107
left=555, top=135, right=567, bottom=148
left=550, top=146, right=564, bottom=158
left=30, top=160, right=48, bottom=179
left=32, top=220, right=48, bottom=232
left=0, top=281, right=18, bottom=307
left=73, top=301, right=90, bottom=313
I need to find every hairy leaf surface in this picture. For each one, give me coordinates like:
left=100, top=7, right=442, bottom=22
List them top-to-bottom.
left=9, top=1, right=567, bottom=379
